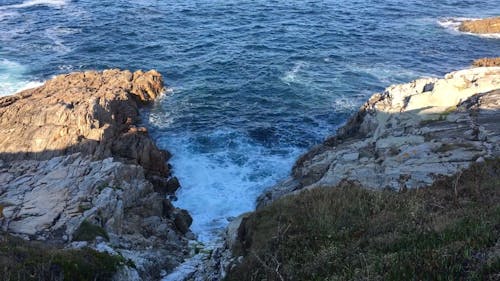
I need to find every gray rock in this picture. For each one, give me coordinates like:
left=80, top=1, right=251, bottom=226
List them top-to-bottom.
left=259, top=67, right=500, bottom=206
left=0, top=70, right=192, bottom=281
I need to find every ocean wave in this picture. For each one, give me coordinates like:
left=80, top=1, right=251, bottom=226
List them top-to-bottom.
left=1, top=0, right=68, bottom=9
left=438, top=17, right=500, bottom=39
left=45, top=27, right=80, bottom=54
left=0, top=59, right=43, bottom=96
left=281, top=61, right=310, bottom=85
left=347, top=62, right=428, bottom=85
left=152, top=129, right=301, bottom=243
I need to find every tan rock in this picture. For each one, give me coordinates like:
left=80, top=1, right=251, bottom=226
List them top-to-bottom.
left=459, top=17, right=500, bottom=34
left=473, top=57, right=500, bottom=67
left=0, top=69, right=169, bottom=180
left=0, top=70, right=190, bottom=280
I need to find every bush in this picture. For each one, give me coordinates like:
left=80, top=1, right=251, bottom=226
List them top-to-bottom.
left=226, top=159, right=500, bottom=281
left=0, top=234, right=126, bottom=281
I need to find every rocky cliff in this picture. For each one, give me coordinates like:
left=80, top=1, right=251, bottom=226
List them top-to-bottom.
left=258, top=67, right=500, bottom=206
left=0, top=70, right=191, bottom=280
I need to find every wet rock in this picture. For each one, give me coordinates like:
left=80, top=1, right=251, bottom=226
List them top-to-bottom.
left=174, top=209, right=193, bottom=234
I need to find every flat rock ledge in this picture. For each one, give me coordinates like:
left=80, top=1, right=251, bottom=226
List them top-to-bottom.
left=459, top=17, right=500, bottom=34
left=258, top=67, right=500, bottom=207
left=0, top=69, right=192, bottom=281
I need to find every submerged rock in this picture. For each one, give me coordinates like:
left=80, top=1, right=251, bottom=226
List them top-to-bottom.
left=459, top=17, right=500, bottom=34
left=258, top=67, right=500, bottom=207
left=0, top=70, right=190, bottom=280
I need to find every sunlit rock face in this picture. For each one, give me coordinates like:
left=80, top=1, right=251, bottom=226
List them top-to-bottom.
left=459, top=17, right=500, bottom=34
left=259, top=67, right=500, bottom=207
left=0, top=70, right=192, bottom=281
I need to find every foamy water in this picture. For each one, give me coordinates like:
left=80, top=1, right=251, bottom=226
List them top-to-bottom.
left=1, top=0, right=68, bottom=9
left=1, top=1, right=499, bottom=278
left=0, top=59, right=43, bottom=96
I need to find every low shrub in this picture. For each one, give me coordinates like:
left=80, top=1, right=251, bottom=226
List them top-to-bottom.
left=226, top=159, right=500, bottom=281
left=0, top=234, right=126, bottom=281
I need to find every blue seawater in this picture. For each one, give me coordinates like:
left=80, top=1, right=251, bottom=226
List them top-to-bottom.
left=1, top=0, right=499, bottom=242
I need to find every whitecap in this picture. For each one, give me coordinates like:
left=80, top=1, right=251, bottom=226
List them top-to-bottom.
left=1, top=0, right=68, bottom=9
left=438, top=17, right=500, bottom=39
left=0, top=59, right=43, bottom=97
left=281, top=61, right=310, bottom=85
left=332, top=96, right=361, bottom=112
left=152, top=129, right=301, bottom=244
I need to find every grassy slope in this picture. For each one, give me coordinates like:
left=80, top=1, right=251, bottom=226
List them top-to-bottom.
left=226, top=159, right=500, bottom=281
left=0, top=234, right=131, bottom=281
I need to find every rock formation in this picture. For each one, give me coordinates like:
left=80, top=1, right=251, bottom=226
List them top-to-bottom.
left=459, top=17, right=500, bottom=34
left=473, top=57, right=500, bottom=67
left=258, top=67, right=500, bottom=207
left=0, top=70, right=192, bottom=280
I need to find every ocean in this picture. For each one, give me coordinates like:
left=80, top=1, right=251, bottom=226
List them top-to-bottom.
left=1, top=0, right=499, bottom=244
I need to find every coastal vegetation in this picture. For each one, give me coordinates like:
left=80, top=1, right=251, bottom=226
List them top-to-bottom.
left=226, top=159, right=500, bottom=281
left=0, top=233, right=128, bottom=281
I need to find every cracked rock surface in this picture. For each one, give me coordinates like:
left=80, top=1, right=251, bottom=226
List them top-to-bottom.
left=258, top=67, right=500, bottom=207
left=0, top=70, right=191, bottom=281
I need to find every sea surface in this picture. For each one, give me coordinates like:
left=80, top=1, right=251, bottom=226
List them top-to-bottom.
left=1, top=0, right=499, bottom=244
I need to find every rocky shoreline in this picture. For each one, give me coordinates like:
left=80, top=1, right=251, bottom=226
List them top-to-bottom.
left=0, top=65, right=499, bottom=280
left=190, top=66, right=500, bottom=280
left=218, top=66, right=500, bottom=280
left=257, top=66, right=500, bottom=207
left=0, top=70, right=192, bottom=280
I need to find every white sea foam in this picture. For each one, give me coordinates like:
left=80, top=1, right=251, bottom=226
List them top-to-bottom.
left=1, top=0, right=68, bottom=9
left=438, top=17, right=500, bottom=39
left=45, top=27, right=80, bottom=54
left=0, top=59, right=43, bottom=96
left=281, top=61, right=309, bottom=85
left=348, top=63, right=428, bottom=85
left=332, top=96, right=362, bottom=112
left=154, top=129, right=301, bottom=244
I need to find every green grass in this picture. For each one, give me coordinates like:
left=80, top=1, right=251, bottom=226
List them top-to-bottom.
left=226, top=159, right=500, bottom=281
left=0, top=234, right=127, bottom=281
